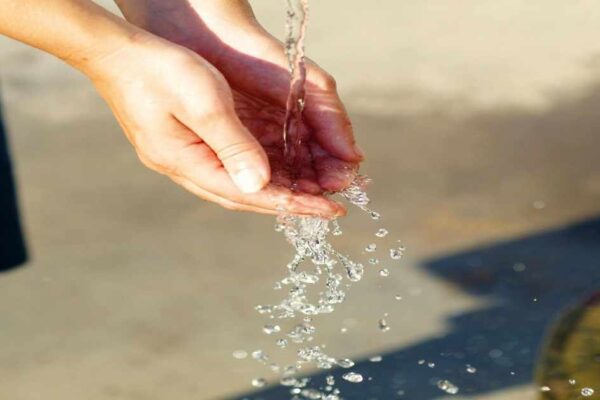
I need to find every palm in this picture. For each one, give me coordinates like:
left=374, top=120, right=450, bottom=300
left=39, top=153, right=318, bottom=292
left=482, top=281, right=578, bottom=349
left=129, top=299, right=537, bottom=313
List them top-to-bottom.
left=233, top=90, right=356, bottom=195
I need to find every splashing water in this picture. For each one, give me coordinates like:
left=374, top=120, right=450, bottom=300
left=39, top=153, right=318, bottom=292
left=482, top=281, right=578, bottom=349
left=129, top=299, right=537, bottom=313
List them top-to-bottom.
left=243, top=2, right=405, bottom=399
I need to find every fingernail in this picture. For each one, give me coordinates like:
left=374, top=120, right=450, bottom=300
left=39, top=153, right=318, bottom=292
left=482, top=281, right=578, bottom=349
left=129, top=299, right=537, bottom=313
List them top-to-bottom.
left=353, top=144, right=365, bottom=159
left=232, top=168, right=265, bottom=193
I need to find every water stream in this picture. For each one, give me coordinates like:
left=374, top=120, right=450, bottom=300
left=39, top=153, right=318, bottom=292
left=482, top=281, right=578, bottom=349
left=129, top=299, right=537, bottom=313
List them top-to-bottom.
left=282, top=0, right=309, bottom=169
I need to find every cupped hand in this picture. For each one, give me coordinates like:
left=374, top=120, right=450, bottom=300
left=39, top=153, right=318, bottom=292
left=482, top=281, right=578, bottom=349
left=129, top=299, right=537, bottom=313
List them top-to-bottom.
left=114, top=0, right=364, bottom=206
left=84, top=34, right=345, bottom=217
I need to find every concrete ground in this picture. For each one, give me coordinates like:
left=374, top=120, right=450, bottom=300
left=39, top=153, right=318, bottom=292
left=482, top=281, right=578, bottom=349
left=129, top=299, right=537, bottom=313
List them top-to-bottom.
left=1, top=1, right=600, bottom=399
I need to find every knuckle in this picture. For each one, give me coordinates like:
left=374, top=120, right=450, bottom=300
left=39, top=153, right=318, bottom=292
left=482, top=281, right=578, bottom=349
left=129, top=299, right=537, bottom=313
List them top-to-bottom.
left=314, top=71, right=337, bottom=91
left=196, top=107, right=231, bottom=126
left=216, top=141, right=261, bottom=163
left=137, top=148, right=177, bottom=176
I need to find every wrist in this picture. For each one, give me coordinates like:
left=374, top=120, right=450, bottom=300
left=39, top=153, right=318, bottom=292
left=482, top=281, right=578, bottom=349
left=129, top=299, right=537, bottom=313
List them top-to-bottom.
left=113, top=0, right=262, bottom=51
left=61, top=10, right=151, bottom=78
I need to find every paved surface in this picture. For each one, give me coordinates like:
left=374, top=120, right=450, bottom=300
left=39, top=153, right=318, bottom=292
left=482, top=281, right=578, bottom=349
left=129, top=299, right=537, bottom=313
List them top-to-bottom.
left=1, top=1, right=600, bottom=399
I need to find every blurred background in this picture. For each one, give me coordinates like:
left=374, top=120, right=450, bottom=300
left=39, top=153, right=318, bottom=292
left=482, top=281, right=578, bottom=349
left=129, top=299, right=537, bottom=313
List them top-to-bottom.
left=1, top=1, right=600, bottom=399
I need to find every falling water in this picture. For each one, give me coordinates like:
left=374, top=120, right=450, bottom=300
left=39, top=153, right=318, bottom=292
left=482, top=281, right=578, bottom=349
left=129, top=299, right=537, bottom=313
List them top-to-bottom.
left=283, top=0, right=309, bottom=168
left=238, top=2, right=405, bottom=399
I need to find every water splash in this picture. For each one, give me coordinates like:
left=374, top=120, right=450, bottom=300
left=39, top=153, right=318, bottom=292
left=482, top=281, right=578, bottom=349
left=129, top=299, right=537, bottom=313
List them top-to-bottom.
left=244, top=2, right=404, bottom=398
left=250, top=177, right=383, bottom=399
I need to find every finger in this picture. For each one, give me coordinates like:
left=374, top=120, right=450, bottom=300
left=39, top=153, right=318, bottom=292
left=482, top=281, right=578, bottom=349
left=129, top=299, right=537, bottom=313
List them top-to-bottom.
left=303, top=67, right=365, bottom=163
left=179, top=103, right=271, bottom=195
left=175, top=141, right=346, bottom=217
left=311, top=143, right=358, bottom=192
left=172, top=176, right=280, bottom=215
left=295, top=178, right=322, bottom=195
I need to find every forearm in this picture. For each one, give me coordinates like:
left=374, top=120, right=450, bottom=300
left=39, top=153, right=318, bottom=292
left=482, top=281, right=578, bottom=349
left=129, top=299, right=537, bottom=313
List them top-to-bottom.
left=0, top=0, right=143, bottom=74
left=113, top=0, right=261, bottom=50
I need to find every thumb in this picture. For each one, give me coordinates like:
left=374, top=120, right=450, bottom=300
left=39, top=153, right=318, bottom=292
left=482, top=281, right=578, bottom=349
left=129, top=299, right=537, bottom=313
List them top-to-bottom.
left=183, top=111, right=271, bottom=194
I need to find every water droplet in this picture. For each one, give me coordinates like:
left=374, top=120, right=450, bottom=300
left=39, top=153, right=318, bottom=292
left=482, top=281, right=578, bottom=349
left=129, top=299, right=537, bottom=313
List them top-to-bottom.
left=370, top=211, right=381, bottom=220
left=332, top=220, right=343, bottom=236
left=275, top=223, right=285, bottom=232
left=375, top=228, right=389, bottom=238
left=365, top=243, right=377, bottom=252
left=390, top=248, right=404, bottom=260
left=369, top=258, right=379, bottom=265
left=513, top=263, right=526, bottom=272
left=379, top=268, right=390, bottom=277
left=395, top=294, right=403, bottom=300
left=255, top=305, right=273, bottom=314
left=379, top=318, right=390, bottom=332
left=263, top=324, right=281, bottom=335
left=340, top=327, right=348, bottom=334
left=277, top=339, right=288, bottom=348
left=232, top=350, right=248, bottom=359
left=251, top=350, right=269, bottom=363
left=369, top=355, right=383, bottom=362
left=337, top=358, right=355, bottom=368
left=418, top=359, right=425, bottom=365
left=428, top=362, right=436, bottom=368
left=269, top=363, right=280, bottom=373
left=466, top=364, right=477, bottom=373
left=342, top=372, right=364, bottom=383
left=326, top=375, right=335, bottom=386
left=280, top=376, right=298, bottom=387
left=252, top=378, right=266, bottom=388
left=569, top=379, right=576, bottom=385
left=437, top=380, right=459, bottom=394
left=540, top=386, right=551, bottom=392
left=301, top=388, right=324, bottom=399
left=582, top=388, right=595, bottom=397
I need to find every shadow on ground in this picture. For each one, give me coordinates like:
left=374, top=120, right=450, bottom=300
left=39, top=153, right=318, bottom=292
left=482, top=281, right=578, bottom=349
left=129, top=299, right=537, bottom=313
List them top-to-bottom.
left=230, top=217, right=600, bottom=399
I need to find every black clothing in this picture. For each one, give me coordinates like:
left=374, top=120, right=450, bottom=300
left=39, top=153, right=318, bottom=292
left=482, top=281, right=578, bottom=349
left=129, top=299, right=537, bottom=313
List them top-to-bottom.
left=0, top=100, right=27, bottom=271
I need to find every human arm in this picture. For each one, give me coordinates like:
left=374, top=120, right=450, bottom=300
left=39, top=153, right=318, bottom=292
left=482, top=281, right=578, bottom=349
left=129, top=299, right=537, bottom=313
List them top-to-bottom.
left=0, top=0, right=343, bottom=216
left=113, top=0, right=364, bottom=193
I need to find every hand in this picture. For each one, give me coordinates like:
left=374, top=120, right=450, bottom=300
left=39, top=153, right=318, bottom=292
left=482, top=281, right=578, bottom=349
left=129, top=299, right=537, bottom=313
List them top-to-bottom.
left=114, top=0, right=364, bottom=200
left=84, top=34, right=345, bottom=217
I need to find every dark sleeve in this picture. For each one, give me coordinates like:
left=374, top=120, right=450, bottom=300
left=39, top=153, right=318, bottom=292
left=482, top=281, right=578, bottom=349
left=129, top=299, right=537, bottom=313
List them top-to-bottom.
left=0, top=100, right=27, bottom=272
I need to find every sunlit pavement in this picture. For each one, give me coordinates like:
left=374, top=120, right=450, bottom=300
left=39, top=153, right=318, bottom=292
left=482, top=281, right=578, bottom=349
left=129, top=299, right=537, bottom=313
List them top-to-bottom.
left=0, top=1, right=599, bottom=399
